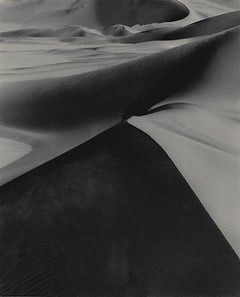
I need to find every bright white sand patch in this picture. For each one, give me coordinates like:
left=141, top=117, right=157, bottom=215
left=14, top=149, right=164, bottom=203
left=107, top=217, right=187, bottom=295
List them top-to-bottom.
left=0, top=137, right=32, bottom=169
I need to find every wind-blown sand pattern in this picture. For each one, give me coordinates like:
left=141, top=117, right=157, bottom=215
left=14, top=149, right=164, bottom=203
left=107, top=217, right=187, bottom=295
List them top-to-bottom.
left=0, top=0, right=239, bottom=296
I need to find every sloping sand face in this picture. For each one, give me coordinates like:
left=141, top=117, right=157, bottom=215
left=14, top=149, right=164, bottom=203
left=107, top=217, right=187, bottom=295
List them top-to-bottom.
left=0, top=0, right=189, bottom=29
left=0, top=0, right=240, bottom=297
left=95, top=0, right=189, bottom=27
left=0, top=1, right=239, bottom=296
left=0, top=9, right=239, bottom=186
left=116, top=10, right=240, bottom=43
left=129, top=27, right=240, bottom=256
left=0, top=124, right=239, bottom=297
left=0, top=138, right=32, bottom=169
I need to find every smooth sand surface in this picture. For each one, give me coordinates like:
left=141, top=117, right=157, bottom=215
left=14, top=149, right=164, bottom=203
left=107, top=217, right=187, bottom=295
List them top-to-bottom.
left=0, top=0, right=240, bottom=297
left=0, top=0, right=189, bottom=28
left=95, top=0, right=189, bottom=27
left=0, top=1, right=239, bottom=296
left=0, top=4, right=239, bottom=186
left=115, top=10, right=240, bottom=42
left=129, top=27, right=240, bottom=256
left=0, top=137, right=32, bottom=169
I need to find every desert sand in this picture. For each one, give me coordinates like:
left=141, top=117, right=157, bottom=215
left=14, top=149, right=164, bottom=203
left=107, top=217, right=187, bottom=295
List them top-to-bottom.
left=0, top=0, right=239, bottom=296
left=129, top=27, right=240, bottom=256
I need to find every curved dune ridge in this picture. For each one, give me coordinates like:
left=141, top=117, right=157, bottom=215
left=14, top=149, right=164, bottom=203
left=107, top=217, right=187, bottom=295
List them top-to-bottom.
left=0, top=0, right=189, bottom=28
left=95, top=0, right=189, bottom=27
left=0, top=1, right=240, bottom=296
left=0, top=9, right=240, bottom=187
left=0, top=10, right=239, bottom=39
left=114, top=10, right=240, bottom=42
left=0, top=12, right=239, bottom=131
left=129, top=26, right=240, bottom=256
left=0, top=28, right=233, bottom=130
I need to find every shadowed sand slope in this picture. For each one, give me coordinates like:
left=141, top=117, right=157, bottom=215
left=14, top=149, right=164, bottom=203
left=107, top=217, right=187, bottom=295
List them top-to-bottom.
left=95, top=0, right=189, bottom=27
left=0, top=1, right=239, bottom=296
left=0, top=18, right=240, bottom=187
left=1, top=24, right=239, bottom=131
left=0, top=35, right=216, bottom=186
left=0, top=124, right=239, bottom=297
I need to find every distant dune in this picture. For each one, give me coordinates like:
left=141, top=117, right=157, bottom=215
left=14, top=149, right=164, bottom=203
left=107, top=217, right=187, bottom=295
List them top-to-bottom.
left=0, top=0, right=189, bottom=29
left=95, top=0, right=189, bottom=27
left=0, top=1, right=240, bottom=296
left=0, top=5, right=240, bottom=186
left=1, top=10, right=239, bottom=40
left=115, top=11, right=240, bottom=42
left=102, top=24, right=132, bottom=37
left=0, top=26, right=101, bottom=38
left=0, top=27, right=237, bottom=132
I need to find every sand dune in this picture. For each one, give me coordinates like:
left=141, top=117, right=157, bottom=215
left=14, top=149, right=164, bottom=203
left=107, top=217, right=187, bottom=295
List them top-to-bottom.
left=0, top=0, right=189, bottom=29
left=0, top=0, right=236, bottom=32
left=95, top=0, right=189, bottom=27
left=0, top=1, right=239, bottom=296
left=0, top=10, right=240, bottom=186
left=115, top=10, right=240, bottom=42
left=1, top=22, right=239, bottom=131
left=102, top=24, right=133, bottom=37
left=0, top=26, right=101, bottom=38
left=129, top=26, right=240, bottom=256
left=0, top=38, right=206, bottom=184
left=0, top=123, right=239, bottom=297
left=0, top=137, right=32, bottom=168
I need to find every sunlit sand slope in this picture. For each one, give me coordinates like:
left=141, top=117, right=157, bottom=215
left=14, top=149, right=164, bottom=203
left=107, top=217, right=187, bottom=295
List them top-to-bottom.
left=129, top=27, right=240, bottom=256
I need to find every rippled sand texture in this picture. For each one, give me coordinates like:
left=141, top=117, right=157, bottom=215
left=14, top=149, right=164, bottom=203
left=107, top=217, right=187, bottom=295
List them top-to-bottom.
left=0, top=0, right=240, bottom=296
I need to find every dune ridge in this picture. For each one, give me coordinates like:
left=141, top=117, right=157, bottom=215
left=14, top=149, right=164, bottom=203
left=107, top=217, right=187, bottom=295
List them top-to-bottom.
left=0, top=0, right=189, bottom=29
left=0, top=1, right=239, bottom=296
left=114, top=10, right=240, bottom=43
left=0, top=14, right=240, bottom=187
left=2, top=18, right=240, bottom=131
left=0, top=26, right=101, bottom=38
left=129, top=26, right=240, bottom=256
